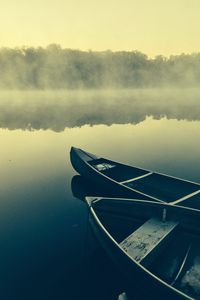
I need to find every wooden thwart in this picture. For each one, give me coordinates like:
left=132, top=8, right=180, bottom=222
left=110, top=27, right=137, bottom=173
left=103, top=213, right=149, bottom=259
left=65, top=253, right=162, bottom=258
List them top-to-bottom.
left=120, top=172, right=153, bottom=184
left=171, top=189, right=200, bottom=205
left=120, top=217, right=178, bottom=266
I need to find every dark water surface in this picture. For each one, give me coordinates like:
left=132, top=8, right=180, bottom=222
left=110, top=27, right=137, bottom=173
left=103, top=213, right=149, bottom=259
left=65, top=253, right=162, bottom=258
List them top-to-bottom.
left=0, top=90, right=200, bottom=299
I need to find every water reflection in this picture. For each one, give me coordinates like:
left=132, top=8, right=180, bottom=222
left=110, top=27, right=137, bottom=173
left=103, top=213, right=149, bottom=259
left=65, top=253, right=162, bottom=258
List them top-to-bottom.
left=0, top=89, right=200, bottom=131
left=0, top=98, right=200, bottom=299
left=71, top=175, right=118, bottom=200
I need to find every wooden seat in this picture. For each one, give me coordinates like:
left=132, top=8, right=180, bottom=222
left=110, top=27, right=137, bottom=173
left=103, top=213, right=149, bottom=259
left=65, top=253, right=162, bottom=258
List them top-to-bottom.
left=120, top=217, right=178, bottom=267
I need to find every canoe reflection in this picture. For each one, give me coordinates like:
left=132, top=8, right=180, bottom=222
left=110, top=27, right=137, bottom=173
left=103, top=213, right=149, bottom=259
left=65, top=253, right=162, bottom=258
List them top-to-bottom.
left=71, top=175, right=119, bottom=201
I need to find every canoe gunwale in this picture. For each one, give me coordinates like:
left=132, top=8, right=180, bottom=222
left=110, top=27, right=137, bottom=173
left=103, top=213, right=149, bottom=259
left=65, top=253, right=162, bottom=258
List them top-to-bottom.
left=71, top=147, right=200, bottom=205
left=71, top=147, right=165, bottom=203
left=78, top=147, right=200, bottom=188
left=87, top=196, right=200, bottom=215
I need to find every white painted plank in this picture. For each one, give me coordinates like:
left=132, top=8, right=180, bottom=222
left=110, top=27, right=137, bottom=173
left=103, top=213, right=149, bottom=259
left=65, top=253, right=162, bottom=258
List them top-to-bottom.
left=120, top=217, right=178, bottom=263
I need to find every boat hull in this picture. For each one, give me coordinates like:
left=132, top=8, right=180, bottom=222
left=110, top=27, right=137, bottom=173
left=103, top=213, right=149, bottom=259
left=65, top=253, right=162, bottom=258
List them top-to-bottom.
left=70, top=147, right=154, bottom=200
left=70, top=147, right=200, bottom=209
left=88, top=198, right=197, bottom=300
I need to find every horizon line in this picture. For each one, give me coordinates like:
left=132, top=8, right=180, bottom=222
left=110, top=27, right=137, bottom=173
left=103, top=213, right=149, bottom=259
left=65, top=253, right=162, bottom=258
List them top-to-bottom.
left=0, top=44, right=200, bottom=59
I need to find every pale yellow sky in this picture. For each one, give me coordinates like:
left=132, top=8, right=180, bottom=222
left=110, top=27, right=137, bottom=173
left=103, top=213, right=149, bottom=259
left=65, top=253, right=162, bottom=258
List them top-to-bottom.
left=0, top=0, right=200, bottom=56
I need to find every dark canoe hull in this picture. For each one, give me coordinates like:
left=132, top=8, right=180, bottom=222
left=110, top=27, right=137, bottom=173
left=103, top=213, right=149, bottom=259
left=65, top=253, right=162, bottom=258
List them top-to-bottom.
left=70, top=147, right=156, bottom=201
left=70, top=147, right=200, bottom=208
left=87, top=198, right=199, bottom=300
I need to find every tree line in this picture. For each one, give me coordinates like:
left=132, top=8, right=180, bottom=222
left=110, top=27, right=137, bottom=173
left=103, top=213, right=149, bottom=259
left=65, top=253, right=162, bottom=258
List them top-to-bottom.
left=0, top=44, right=200, bottom=89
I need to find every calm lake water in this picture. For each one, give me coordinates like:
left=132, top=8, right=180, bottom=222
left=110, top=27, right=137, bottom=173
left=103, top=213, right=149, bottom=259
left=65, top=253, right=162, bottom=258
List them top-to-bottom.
left=0, top=90, right=200, bottom=300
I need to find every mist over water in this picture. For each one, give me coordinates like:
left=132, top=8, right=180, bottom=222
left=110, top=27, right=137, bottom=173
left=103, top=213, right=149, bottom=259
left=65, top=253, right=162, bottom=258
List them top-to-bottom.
left=0, top=88, right=200, bottom=131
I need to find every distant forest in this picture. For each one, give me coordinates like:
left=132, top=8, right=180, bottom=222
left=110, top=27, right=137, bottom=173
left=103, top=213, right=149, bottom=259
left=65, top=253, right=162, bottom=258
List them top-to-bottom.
left=1, top=44, right=200, bottom=89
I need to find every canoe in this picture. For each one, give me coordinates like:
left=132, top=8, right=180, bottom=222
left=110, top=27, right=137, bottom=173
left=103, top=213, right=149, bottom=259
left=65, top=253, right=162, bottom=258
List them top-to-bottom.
left=70, top=147, right=200, bottom=209
left=86, top=197, right=200, bottom=299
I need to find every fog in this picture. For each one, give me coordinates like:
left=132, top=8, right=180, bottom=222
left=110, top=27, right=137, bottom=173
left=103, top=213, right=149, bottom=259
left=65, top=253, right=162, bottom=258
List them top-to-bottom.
left=1, top=45, right=200, bottom=89
left=1, top=46, right=199, bottom=131
left=0, top=89, right=199, bottom=131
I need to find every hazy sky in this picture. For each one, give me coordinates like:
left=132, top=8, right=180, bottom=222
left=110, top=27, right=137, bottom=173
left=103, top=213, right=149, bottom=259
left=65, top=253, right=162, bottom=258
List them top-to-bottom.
left=0, top=0, right=200, bottom=56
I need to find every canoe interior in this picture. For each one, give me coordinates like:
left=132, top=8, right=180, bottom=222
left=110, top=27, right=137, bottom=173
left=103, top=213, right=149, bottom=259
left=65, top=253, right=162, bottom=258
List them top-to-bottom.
left=88, top=157, right=200, bottom=204
left=89, top=158, right=149, bottom=182
left=123, top=173, right=199, bottom=203
left=180, top=193, right=200, bottom=210
left=91, top=199, right=200, bottom=299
